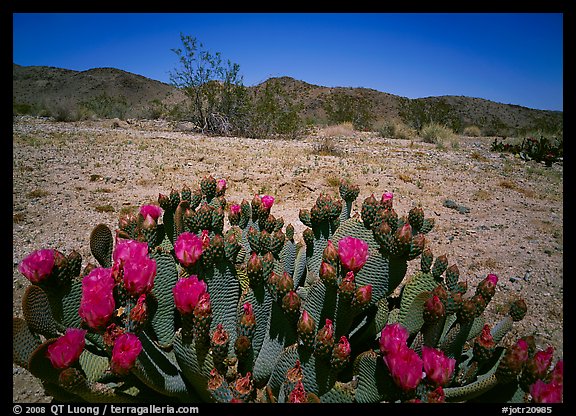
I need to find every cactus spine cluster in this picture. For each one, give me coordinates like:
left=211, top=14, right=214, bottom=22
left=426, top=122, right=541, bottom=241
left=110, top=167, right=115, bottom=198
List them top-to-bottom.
left=13, top=175, right=562, bottom=403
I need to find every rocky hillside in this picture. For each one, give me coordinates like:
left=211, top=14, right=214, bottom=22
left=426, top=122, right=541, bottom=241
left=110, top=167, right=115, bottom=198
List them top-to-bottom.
left=13, top=63, right=562, bottom=135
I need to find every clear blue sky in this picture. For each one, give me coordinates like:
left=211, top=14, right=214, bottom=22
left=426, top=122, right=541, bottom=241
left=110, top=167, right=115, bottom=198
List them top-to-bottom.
left=12, top=13, right=563, bottom=111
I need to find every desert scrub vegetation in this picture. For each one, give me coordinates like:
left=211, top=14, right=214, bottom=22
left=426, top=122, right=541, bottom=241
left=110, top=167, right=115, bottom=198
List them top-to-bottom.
left=376, top=119, right=417, bottom=140
left=419, top=122, right=456, bottom=147
left=462, top=125, right=482, bottom=137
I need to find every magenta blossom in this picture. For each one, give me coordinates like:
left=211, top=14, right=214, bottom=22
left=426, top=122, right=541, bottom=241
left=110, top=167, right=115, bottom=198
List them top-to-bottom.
left=216, top=179, right=227, bottom=194
left=381, top=192, right=394, bottom=208
left=261, top=195, right=275, bottom=210
left=139, top=204, right=162, bottom=222
left=230, top=204, right=241, bottom=215
left=174, top=232, right=203, bottom=268
left=337, top=236, right=369, bottom=273
left=113, top=239, right=149, bottom=265
left=18, top=249, right=55, bottom=284
left=122, top=254, right=156, bottom=296
left=78, top=268, right=116, bottom=329
left=173, top=275, right=208, bottom=314
left=379, top=323, right=410, bottom=355
left=46, top=328, right=87, bottom=369
left=110, top=332, right=142, bottom=375
left=383, top=345, right=423, bottom=392
left=422, top=346, right=456, bottom=387
left=531, top=347, right=555, bottom=379
left=549, top=360, right=563, bottom=386
left=530, top=379, right=562, bottom=403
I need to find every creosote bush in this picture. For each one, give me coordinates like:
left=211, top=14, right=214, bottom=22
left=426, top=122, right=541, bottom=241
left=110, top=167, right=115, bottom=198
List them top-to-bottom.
left=13, top=175, right=562, bottom=404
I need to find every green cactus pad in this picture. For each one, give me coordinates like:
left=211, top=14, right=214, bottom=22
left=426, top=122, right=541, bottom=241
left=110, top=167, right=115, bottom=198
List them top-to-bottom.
left=89, top=223, right=113, bottom=268
left=148, top=250, right=179, bottom=347
left=397, top=271, right=437, bottom=328
left=22, top=285, right=60, bottom=338
left=13, top=317, right=41, bottom=369
left=131, top=330, right=191, bottom=401
left=172, top=332, right=215, bottom=402
left=78, top=349, right=110, bottom=383
left=353, top=350, right=396, bottom=403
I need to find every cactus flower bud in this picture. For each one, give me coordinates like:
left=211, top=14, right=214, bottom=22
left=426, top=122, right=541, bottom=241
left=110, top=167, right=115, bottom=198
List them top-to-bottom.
left=216, top=178, right=227, bottom=196
left=339, top=179, right=360, bottom=202
left=381, top=192, right=394, bottom=209
left=361, top=194, right=379, bottom=228
left=228, top=204, right=241, bottom=226
left=408, top=206, right=424, bottom=231
left=174, top=232, right=203, bottom=268
left=337, top=236, right=369, bottom=273
left=322, top=240, right=339, bottom=265
left=420, top=247, right=434, bottom=273
left=18, top=249, right=55, bottom=284
left=246, top=252, right=264, bottom=286
left=431, top=254, right=448, bottom=279
left=319, top=261, right=337, bottom=286
left=78, top=267, right=115, bottom=330
left=338, top=271, right=356, bottom=300
left=476, top=273, right=498, bottom=301
left=173, top=275, right=208, bottom=315
left=351, top=284, right=372, bottom=310
left=282, top=290, right=301, bottom=316
left=423, top=294, right=446, bottom=323
left=509, top=298, right=528, bottom=322
left=239, top=302, right=256, bottom=335
left=297, top=310, right=316, bottom=348
left=314, top=319, right=335, bottom=359
left=210, top=323, right=230, bottom=363
left=379, top=323, right=410, bottom=355
left=473, top=324, right=496, bottom=362
left=46, top=328, right=87, bottom=369
left=110, top=332, right=142, bottom=375
left=234, top=335, right=252, bottom=360
left=331, top=336, right=351, bottom=371
left=383, top=345, right=423, bottom=392
left=422, top=346, right=456, bottom=387
left=207, top=368, right=224, bottom=391
left=234, top=372, right=253, bottom=400
left=288, top=380, right=307, bottom=403
left=427, top=386, right=446, bottom=403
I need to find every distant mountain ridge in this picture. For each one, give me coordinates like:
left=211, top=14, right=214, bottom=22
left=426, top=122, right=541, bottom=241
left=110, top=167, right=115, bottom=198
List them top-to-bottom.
left=13, top=63, right=562, bottom=135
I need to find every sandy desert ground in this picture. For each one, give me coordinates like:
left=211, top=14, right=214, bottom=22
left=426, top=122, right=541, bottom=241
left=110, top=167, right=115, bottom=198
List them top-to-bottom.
left=12, top=116, right=563, bottom=402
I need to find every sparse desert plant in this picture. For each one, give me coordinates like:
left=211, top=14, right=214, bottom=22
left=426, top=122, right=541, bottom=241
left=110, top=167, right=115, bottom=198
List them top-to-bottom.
left=377, top=119, right=416, bottom=140
left=419, top=123, right=456, bottom=147
left=463, top=125, right=482, bottom=137
left=13, top=176, right=562, bottom=403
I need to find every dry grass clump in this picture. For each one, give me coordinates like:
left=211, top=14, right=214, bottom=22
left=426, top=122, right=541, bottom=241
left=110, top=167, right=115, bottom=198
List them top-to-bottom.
left=376, top=119, right=417, bottom=140
left=318, top=122, right=356, bottom=138
left=420, top=122, right=456, bottom=147
left=463, top=125, right=482, bottom=137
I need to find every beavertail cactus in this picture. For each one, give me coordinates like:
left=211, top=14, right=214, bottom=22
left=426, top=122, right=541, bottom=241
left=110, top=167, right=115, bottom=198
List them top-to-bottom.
left=12, top=175, right=562, bottom=404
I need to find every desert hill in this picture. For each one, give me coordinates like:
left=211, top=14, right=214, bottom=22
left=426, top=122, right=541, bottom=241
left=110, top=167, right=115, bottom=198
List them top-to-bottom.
left=13, top=63, right=562, bottom=135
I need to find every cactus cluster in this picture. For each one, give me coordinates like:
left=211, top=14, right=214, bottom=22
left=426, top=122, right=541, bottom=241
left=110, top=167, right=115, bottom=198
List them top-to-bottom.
left=13, top=175, right=562, bottom=403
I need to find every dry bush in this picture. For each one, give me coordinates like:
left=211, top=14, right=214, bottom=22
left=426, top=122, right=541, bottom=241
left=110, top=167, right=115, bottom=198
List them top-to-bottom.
left=376, top=119, right=417, bottom=140
left=318, top=122, right=356, bottom=138
left=420, top=122, right=456, bottom=146
left=463, top=125, right=482, bottom=137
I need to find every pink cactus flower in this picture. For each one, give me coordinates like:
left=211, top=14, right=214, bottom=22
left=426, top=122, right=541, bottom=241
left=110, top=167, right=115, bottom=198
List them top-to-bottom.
left=216, top=179, right=227, bottom=194
left=381, top=192, right=394, bottom=208
left=261, top=195, right=275, bottom=210
left=139, top=204, right=162, bottom=222
left=230, top=204, right=241, bottom=215
left=174, top=232, right=203, bottom=268
left=337, top=236, right=369, bottom=273
left=113, top=239, right=149, bottom=265
left=18, top=249, right=55, bottom=284
left=122, top=253, right=156, bottom=296
left=78, top=268, right=116, bottom=329
left=486, top=273, right=499, bottom=286
left=173, top=275, right=208, bottom=314
left=379, top=323, right=410, bottom=355
left=46, top=328, right=87, bottom=369
left=110, top=332, right=142, bottom=375
left=333, top=335, right=352, bottom=359
left=383, top=345, right=423, bottom=392
left=422, top=346, right=456, bottom=387
left=531, top=347, right=555, bottom=379
left=549, top=359, right=563, bottom=386
left=530, top=379, right=563, bottom=403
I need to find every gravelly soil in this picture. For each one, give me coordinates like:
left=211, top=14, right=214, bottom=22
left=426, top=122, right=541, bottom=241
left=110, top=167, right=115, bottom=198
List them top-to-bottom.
left=12, top=116, right=563, bottom=403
